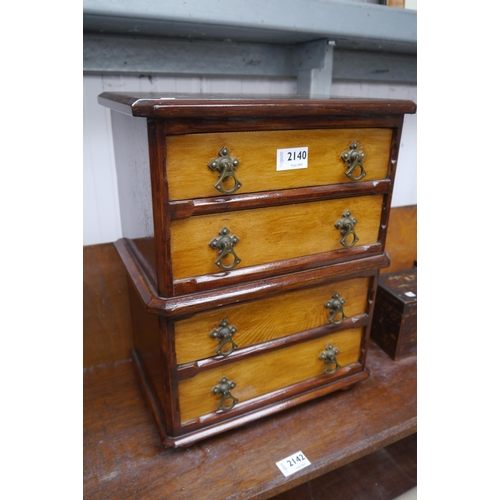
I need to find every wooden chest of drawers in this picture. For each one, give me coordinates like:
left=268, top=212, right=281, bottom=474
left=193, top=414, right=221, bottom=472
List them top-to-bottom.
left=98, top=93, right=416, bottom=447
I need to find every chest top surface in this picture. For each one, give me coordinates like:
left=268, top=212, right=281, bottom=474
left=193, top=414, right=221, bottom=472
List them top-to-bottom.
left=98, top=92, right=417, bottom=118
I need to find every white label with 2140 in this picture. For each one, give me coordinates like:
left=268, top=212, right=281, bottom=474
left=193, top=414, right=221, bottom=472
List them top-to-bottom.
left=276, top=147, right=308, bottom=171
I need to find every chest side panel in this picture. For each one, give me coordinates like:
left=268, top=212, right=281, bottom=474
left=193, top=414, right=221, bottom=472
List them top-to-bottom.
left=110, top=111, right=157, bottom=285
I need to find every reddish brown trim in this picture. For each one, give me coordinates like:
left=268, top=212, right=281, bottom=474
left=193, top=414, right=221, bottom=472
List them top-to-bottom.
left=98, top=93, right=417, bottom=119
left=161, top=114, right=406, bottom=135
left=147, top=119, right=173, bottom=297
left=169, top=180, right=391, bottom=220
left=115, top=237, right=390, bottom=318
left=173, top=244, right=384, bottom=296
left=359, top=275, right=379, bottom=368
left=159, top=318, right=181, bottom=433
left=131, top=348, right=170, bottom=440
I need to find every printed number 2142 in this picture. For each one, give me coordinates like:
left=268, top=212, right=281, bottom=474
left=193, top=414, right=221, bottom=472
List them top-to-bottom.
left=287, top=453, right=306, bottom=467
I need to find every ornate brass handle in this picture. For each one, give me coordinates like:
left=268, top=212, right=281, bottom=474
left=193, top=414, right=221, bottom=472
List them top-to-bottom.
left=341, top=141, right=367, bottom=181
left=207, top=146, right=242, bottom=194
left=335, top=209, right=359, bottom=248
left=209, top=227, right=242, bottom=270
left=324, top=292, right=347, bottom=325
left=210, top=319, right=238, bottom=356
left=319, top=344, right=341, bottom=375
left=212, top=376, right=239, bottom=411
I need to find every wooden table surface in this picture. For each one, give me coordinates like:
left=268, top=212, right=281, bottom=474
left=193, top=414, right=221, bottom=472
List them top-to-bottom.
left=83, top=340, right=416, bottom=500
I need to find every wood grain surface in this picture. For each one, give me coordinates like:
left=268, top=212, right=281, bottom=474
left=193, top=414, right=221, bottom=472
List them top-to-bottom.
left=166, top=129, right=392, bottom=200
left=170, top=195, right=383, bottom=280
left=383, top=204, right=417, bottom=274
left=83, top=244, right=133, bottom=367
left=175, top=277, right=370, bottom=364
left=177, top=328, right=363, bottom=423
left=83, top=339, right=416, bottom=499
left=272, top=433, right=417, bottom=500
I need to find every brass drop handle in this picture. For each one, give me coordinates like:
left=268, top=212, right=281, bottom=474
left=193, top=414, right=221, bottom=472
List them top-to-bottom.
left=341, top=141, right=367, bottom=181
left=207, top=146, right=242, bottom=194
left=335, top=209, right=359, bottom=248
left=209, top=226, right=242, bottom=270
left=324, top=292, right=347, bottom=325
left=210, top=319, right=238, bottom=356
left=319, top=344, right=341, bottom=375
left=212, top=376, right=239, bottom=411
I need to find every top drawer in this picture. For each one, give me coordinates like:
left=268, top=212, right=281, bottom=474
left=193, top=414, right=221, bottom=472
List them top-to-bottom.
left=165, top=128, right=392, bottom=200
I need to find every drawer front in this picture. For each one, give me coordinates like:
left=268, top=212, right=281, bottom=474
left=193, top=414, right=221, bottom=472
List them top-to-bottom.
left=166, top=129, right=392, bottom=200
left=170, top=194, right=383, bottom=281
left=175, top=277, right=370, bottom=364
left=178, top=328, right=363, bottom=423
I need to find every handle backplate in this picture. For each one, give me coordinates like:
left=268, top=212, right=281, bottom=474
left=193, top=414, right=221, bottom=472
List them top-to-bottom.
left=341, top=141, right=367, bottom=181
left=207, top=146, right=242, bottom=194
left=335, top=209, right=359, bottom=248
left=209, top=226, right=242, bottom=270
left=324, top=292, right=347, bottom=325
left=210, top=319, right=238, bottom=356
left=319, top=344, right=341, bottom=375
left=212, top=376, right=239, bottom=411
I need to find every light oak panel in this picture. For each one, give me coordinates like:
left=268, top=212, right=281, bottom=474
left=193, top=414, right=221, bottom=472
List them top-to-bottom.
left=166, top=129, right=392, bottom=200
left=170, top=195, right=384, bottom=280
left=383, top=204, right=417, bottom=274
left=175, top=277, right=370, bottom=364
left=178, top=328, right=363, bottom=423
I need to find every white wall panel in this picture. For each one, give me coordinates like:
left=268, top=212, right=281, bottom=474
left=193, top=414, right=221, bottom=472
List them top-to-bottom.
left=83, top=74, right=416, bottom=245
left=83, top=75, right=122, bottom=245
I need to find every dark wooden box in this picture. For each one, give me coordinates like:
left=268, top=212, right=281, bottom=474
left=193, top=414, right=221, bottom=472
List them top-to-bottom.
left=371, top=269, right=416, bottom=360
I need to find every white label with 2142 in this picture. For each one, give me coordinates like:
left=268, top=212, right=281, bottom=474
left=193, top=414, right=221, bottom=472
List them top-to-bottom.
left=276, top=147, right=308, bottom=171
left=275, top=451, right=311, bottom=477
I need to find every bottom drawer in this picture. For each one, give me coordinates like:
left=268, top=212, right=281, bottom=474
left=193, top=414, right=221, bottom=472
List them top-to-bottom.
left=178, top=327, right=363, bottom=423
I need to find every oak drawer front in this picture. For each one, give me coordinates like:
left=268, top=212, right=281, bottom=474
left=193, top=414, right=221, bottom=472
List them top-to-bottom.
left=166, top=129, right=392, bottom=200
left=170, top=194, right=383, bottom=281
left=175, top=277, right=370, bottom=364
left=178, top=328, right=363, bottom=423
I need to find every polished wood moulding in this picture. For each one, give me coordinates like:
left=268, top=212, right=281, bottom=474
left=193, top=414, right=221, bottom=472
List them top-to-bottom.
left=97, top=92, right=417, bottom=118
left=169, top=180, right=391, bottom=220
left=117, top=238, right=389, bottom=318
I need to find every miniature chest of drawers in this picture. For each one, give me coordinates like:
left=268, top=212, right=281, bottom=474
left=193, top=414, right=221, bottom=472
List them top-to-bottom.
left=99, top=92, right=416, bottom=447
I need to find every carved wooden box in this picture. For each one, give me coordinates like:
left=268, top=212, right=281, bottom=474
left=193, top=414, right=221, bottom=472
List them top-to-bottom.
left=98, top=93, right=416, bottom=447
left=371, top=268, right=417, bottom=360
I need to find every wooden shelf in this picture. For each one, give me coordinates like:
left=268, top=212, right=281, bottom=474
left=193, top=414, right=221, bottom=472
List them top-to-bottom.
left=83, top=340, right=416, bottom=499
